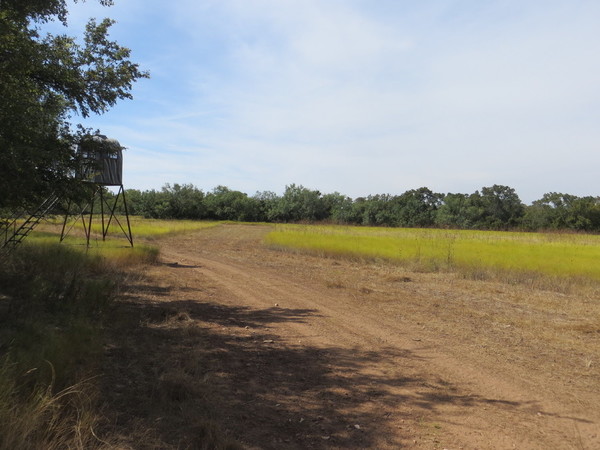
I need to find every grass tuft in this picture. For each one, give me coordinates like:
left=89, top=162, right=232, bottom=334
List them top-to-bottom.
left=0, top=360, right=107, bottom=450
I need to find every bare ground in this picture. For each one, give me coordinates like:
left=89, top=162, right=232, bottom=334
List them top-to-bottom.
left=100, top=224, right=600, bottom=449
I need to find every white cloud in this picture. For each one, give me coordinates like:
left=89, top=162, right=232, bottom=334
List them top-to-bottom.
left=63, top=0, right=600, bottom=203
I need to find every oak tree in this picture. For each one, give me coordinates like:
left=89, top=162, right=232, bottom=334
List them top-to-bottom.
left=0, top=0, right=148, bottom=209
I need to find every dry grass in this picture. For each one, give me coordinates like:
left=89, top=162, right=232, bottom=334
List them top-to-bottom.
left=0, top=220, right=246, bottom=449
left=136, top=223, right=600, bottom=448
left=263, top=224, right=600, bottom=392
left=265, top=225, right=600, bottom=396
left=0, top=243, right=126, bottom=449
left=0, top=361, right=110, bottom=450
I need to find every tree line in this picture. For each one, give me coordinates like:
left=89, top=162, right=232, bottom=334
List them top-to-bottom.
left=111, top=183, right=600, bottom=232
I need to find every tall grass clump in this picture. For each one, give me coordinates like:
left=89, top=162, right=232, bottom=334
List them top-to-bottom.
left=265, top=224, right=600, bottom=288
left=0, top=242, right=126, bottom=448
left=0, top=361, right=102, bottom=450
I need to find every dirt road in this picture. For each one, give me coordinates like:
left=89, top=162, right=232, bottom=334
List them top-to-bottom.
left=103, top=224, right=600, bottom=449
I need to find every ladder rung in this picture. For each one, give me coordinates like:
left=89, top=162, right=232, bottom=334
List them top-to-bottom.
left=2, top=194, right=59, bottom=251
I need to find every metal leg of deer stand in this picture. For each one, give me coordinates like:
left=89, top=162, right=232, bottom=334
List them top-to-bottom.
left=60, top=199, right=72, bottom=243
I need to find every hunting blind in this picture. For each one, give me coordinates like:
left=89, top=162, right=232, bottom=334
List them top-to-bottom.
left=1, top=134, right=133, bottom=251
left=60, top=135, right=133, bottom=247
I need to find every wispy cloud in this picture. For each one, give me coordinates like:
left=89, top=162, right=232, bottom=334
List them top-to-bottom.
left=63, top=0, right=600, bottom=202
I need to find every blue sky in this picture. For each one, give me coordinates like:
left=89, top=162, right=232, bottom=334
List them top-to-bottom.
left=54, top=0, right=600, bottom=203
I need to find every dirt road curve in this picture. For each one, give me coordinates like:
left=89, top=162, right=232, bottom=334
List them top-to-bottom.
left=106, top=224, right=600, bottom=449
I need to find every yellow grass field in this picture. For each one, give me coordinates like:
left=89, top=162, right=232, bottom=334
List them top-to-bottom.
left=52, top=215, right=220, bottom=238
left=27, top=217, right=220, bottom=265
left=265, top=224, right=600, bottom=283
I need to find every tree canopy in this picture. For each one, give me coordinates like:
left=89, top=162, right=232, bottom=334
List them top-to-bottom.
left=0, top=0, right=147, bottom=209
left=115, top=182, right=600, bottom=232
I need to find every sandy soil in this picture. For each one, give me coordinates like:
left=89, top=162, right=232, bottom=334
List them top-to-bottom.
left=101, top=224, right=600, bottom=449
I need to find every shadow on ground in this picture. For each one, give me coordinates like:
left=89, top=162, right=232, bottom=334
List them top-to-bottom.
left=99, top=274, right=536, bottom=449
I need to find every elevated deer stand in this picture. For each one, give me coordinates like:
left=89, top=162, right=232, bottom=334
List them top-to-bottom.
left=60, top=135, right=133, bottom=247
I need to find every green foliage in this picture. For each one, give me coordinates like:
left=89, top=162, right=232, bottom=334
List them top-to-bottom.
left=0, top=0, right=147, bottom=209
left=0, top=1, right=114, bottom=26
left=113, top=183, right=600, bottom=233
left=161, top=183, right=206, bottom=219
left=123, top=184, right=206, bottom=219
left=268, top=184, right=328, bottom=222
left=477, top=184, right=525, bottom=229
left=204, top=185, right=258, bottom=221
left=434, top=185, right=525, bottom=230
left=394, top=187, right=443, bottom=227
left=252, top=190, right=279, bottom=222
left=324, top=192, right=354, bottom=223
left=523, top=192, right=600, bottom=231
left=435, top=193, right=472, bottom=228
left=358, top=194, right=396, bottom=226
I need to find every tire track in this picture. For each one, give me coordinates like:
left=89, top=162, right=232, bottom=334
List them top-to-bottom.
left=157, top=227, right=600, bottom=449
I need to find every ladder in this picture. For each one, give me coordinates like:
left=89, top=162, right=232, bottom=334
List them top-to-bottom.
left=1, top=194, right=60, bottom=251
